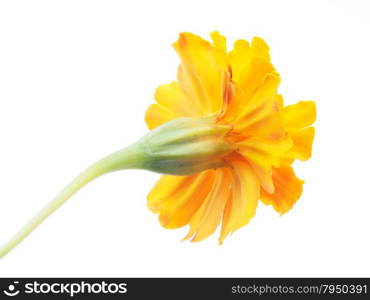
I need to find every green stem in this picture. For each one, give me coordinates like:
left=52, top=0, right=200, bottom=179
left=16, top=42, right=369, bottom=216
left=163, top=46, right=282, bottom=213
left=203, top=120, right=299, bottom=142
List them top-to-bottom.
left=0, top=143, right=145, bottom=258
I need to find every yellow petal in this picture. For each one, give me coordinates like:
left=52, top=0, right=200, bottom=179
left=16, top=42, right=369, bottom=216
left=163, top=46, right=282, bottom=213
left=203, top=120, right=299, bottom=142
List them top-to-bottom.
left=210, top=31, right=227, bottom=54
left=174, top=32, right=228, bottom=114
left=224, top=37, right=274, bottom=121
left=228, top=37, right=271, bottom=86
left=251, top=37, right=270, bottom=61
left=228, top=39, right=250, bottom=91
left=235, top=71, right=280, bottom=122
left=233, top=73, right=285, bottom=142
left=156, top=81, right=201, bottom=116
left=145, top=82, right=202, bottom=130
left=283, top=101, right=316, bottom=161
left=284, top=101, right=316, bottom=129
left=145, top=103, right=180, bottom=130
left=285, top=127, right=315, bottom=161
left=238, top=135, right=293, bottom=193
left=238, top=135, right=293, bottom=169
left=219, top=156, right=259, bottom=243
left=248, top=161, right=274, bottom=194
left=260, top=165, right=304, bottom=215
left=184, top=168, right=232, bottom=242
left=147, top=170, right=217, bottom=229
left=147, top=173, right=196, bottom=213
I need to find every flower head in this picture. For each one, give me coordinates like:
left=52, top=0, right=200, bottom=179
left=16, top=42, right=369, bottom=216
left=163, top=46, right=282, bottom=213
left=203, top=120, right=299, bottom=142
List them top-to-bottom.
left=145, top=32, right=316, bottom=243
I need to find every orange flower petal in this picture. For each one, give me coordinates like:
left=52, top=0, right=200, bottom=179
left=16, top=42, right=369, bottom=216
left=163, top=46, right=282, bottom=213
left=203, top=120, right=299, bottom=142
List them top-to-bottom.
left=210, top=31, right=227, bottom=53
left=174, top=32, right=228, bottom=114
left=224, top=37, right=274, bottom=121
left=233, top=72, right=285, bottom=142
left=145, top=81, right=203, bottom=130
left=155, top=81, right=201, bottom=116
left=283, top=101, right=316, bottom=161
left=284, top=101, right=316, bottom=129
left=145, top=103, right=180, bottom=130
left=285, top=127, right=315, bottom=161
left=238, top=135, right=293, bottom=193
left=238, top=135, right=292, bottom=169
left=219, top=157, right=259, bottom=243
left=248, top=161, right=274, bottom=194
left=260, top=165, right=304, bottom=215
left=184, top=168, right=232, bottom=242
left=147, top=170, right=217, bottom=229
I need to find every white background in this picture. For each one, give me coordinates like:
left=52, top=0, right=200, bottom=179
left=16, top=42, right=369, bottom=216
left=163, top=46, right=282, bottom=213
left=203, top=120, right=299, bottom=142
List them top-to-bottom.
left=0, top=0, right=369, bottom=277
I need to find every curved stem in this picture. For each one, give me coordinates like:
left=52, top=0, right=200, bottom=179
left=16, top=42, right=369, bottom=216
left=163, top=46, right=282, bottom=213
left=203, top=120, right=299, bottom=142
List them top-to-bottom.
left=0, top=143, right=145, bottom=258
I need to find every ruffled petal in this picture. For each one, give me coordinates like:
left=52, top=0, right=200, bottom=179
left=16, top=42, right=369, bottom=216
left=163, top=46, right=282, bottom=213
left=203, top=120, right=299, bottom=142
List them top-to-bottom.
left=210, top=31, right=227, bottom=56
left=174, top=32, right=229, bottom=114
left=224, top=37, right=274, bottom=121
left=233, top=72, right=285, bottom=142
left=156, top=81, right=201, bottom=116
left=145, top=82, right=202, bottom=130
left=283, top=101, right=316, bottom=161
left=284, top=101, right=316, bottom=129
left=145, top=104, right=180, bottom=130
left=285, top=127, right=315, bottom=161
left=237, top=135, right=293, bottom=193
left=219, top=156, right=260, bottom=243
left=247, top=161, right=274, bottom=195
left=260, top=165, right=304, bottom=215
left=184, top=168, right=232, bottom=242
left=147, top=170, right=217, bottom=229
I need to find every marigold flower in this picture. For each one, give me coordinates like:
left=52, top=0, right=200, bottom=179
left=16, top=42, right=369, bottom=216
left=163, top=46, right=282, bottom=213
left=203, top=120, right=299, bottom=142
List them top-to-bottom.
left=0, top=32, right=315, bottom=257
left=145, top=32, right=316, bottom=243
